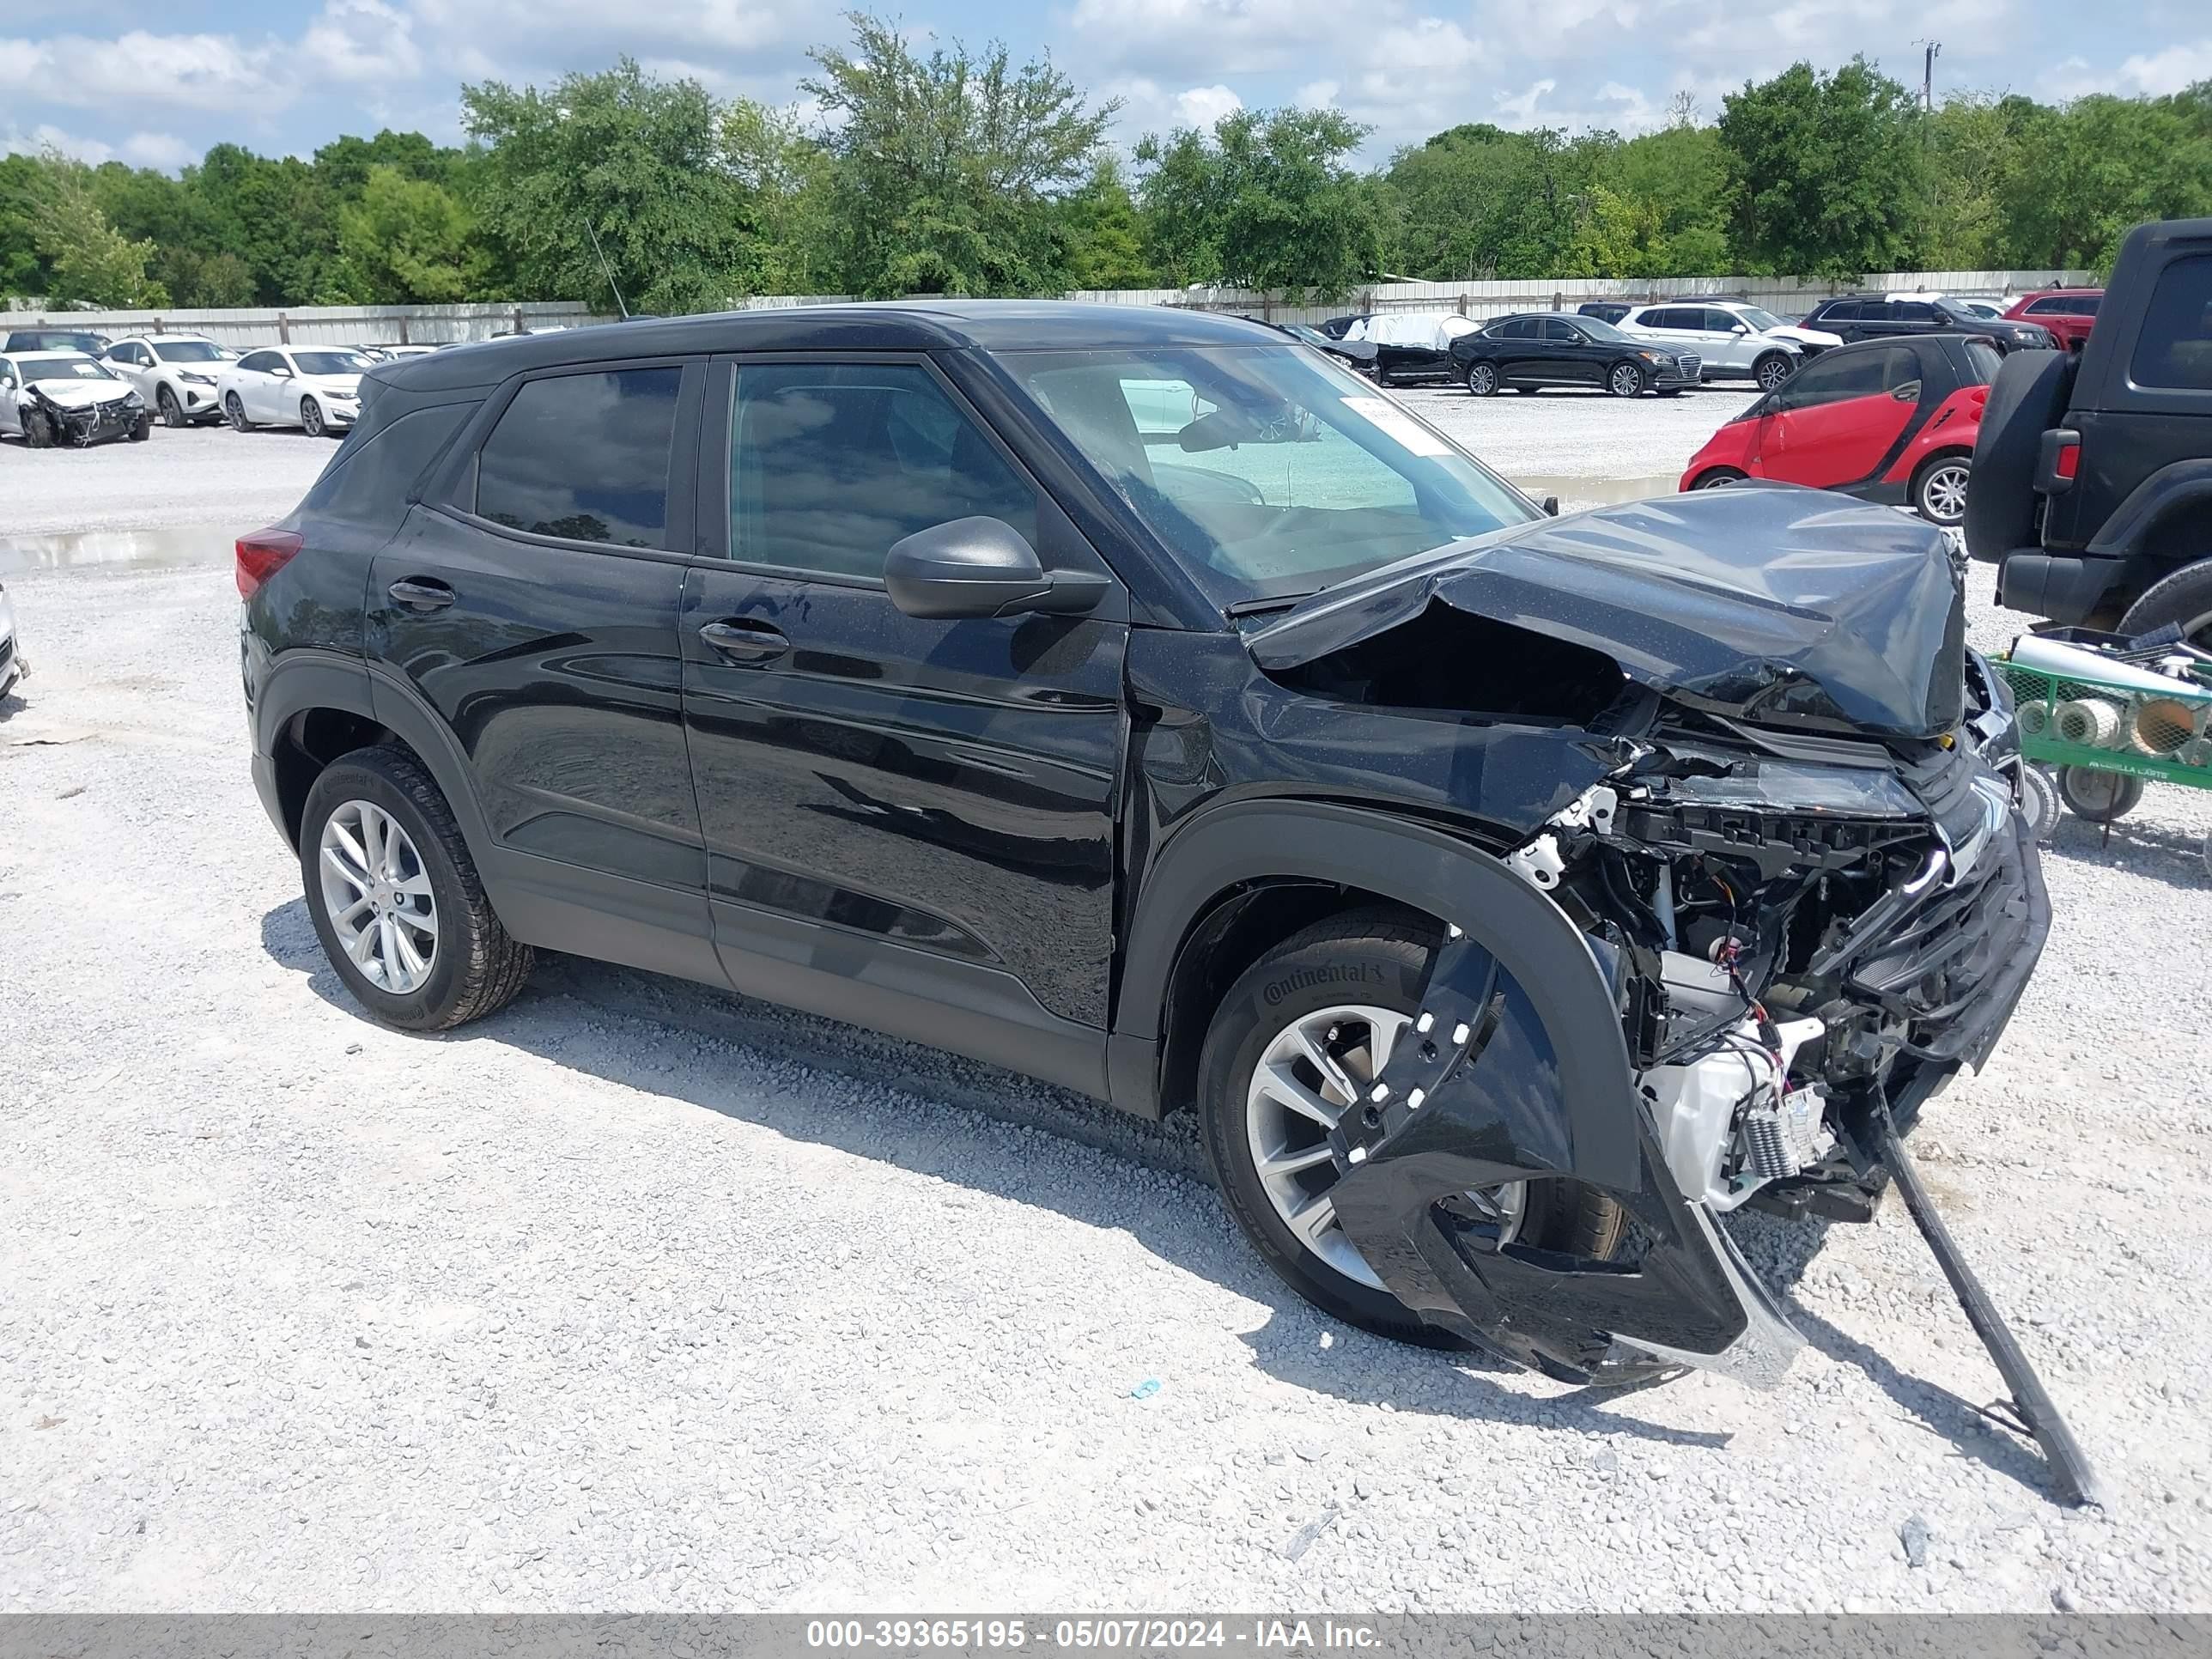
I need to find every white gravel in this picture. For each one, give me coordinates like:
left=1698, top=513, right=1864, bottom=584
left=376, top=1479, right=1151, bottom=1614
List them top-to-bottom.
left=3, top=404, right=2210, bottom=1614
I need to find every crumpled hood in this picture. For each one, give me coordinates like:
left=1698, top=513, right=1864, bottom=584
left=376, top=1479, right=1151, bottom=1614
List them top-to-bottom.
left=28, top=377, right=134, bottom=409
left=1247, top=486, right=1966, bottom=739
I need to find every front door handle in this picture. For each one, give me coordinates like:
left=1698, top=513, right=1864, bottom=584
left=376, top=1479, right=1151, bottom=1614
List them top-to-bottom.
left=387, top=577, right=454, bottom=611
left=698, top=619, right=789, bottom=664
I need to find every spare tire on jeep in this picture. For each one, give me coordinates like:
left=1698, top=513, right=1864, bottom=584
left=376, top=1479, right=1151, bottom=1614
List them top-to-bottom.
left=1964, top=349, right=2075, bottom=563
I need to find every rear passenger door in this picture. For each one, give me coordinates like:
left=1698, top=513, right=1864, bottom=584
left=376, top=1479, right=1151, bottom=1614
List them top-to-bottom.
left=679, top=355, right=1128, bottom=1082
left=368, top=361, right=713, bottom=953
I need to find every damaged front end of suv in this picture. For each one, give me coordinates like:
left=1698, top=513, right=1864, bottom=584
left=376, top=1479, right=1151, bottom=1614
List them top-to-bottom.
left=1237, top=487, right=2091, bottom=1499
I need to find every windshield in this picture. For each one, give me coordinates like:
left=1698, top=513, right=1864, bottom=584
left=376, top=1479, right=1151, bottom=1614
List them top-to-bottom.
left=1935, top=299, right=1984, bottom=324
left=1738, top=307, right=1785, bottom=331
left=1571, top=315, right=1632, bottom=343
left=12, top=332, right=106, bottom=354
left=154, top=340, right=225, bottom=363
left=994, top=345, right=1538, bottom=605
left=293, top=350, right=370, bottom=376
left=21, top=357, right=115, bottom=382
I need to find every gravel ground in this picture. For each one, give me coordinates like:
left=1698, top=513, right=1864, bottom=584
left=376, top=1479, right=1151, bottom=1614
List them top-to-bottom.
left=3, top=397, right=2210, bottom=1614
left=0, top=424, right=334, bottom=544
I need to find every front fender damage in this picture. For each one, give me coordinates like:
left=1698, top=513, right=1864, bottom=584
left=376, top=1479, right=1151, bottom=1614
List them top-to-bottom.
left=1322, top=921, right=1804, bottom=1388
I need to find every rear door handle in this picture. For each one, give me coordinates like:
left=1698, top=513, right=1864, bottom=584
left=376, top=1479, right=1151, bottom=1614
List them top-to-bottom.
left=387, top=578, right=454, bottom=611
left=698, top=619, right=789, bottom=664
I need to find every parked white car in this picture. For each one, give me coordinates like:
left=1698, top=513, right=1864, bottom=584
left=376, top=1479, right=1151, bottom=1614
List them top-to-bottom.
left=1616, top=301, right=1843, bottom=390
left=103, top=334, right=237, bottom=427
left=217, top=346, right=374, bottom=437
left=0, top=350, right=150, bottom=447
left=0, top=577, right=24, bottom=705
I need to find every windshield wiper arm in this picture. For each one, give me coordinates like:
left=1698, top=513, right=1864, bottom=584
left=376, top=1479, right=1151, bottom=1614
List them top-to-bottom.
left=1223, top=592, right=1312, bottom=618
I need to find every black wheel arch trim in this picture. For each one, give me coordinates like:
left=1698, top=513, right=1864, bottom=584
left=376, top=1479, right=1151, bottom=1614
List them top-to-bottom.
left=2087, top=459, right=2212, bottom=558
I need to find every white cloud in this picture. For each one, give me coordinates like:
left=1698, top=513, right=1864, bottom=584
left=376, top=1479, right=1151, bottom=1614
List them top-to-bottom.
left=299, top=0, right=423, bottom=83
left=410, top=0, right=801, bottom=56
left=1066, top=0, right=1360, bottom=77
left=0, top=31, right=285, bottom=111
left=2118, top=38, right=2212, bottom=94
left=1492, top=78, right=1557, bottom=125
left=1175, top=83, right=1243, bottom=126
left=1, top=121, right=112, bottom=162
left=120, top=131, right=194, bottom=169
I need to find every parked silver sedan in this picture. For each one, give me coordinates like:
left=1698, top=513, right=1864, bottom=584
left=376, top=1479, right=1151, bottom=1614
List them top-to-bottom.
left=216, top=346, right=374, bottom=437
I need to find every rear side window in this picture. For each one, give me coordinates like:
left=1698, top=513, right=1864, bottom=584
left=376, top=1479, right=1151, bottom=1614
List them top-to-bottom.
left=2132, top=257, right=2212, bottom=391
left=2067, top=295, right=2102, bottom=316
left=2024, top=297, right=2064, bottom=316
left=1893, top=302, right=1938, bottom=324
left=1964, top=340, right=2004, bottom=384
left=476, top=367, right=681, bottom=546
left=304, top=402, right=477, bottom=521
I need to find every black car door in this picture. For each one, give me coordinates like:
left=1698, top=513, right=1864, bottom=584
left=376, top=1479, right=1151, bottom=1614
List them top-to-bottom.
left=1814, top=301, right=1863, bottom=343
left=1540, top=317, right=1597, bottom=386
left=678, top=355, right=1128, bottom=1093
left=368, top=361, right=714, bottom=964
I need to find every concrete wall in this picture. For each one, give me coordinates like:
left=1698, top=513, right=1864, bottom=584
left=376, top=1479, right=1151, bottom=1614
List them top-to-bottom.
left=1, top=301, right=607, bottom=348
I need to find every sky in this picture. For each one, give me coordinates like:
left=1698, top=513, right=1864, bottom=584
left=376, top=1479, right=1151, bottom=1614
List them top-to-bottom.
left=3, top=0, right=2210, bottom=173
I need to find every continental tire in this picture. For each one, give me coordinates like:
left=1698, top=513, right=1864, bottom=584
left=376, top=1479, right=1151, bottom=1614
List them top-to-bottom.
left=1963, top=349, right=2073, bottom=562
left=300, top=744, right=533, bottom=1031
left=1196, top=908, right=1626, bottom=1347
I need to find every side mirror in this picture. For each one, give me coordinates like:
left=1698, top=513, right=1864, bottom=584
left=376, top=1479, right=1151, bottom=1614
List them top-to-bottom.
left=1729, top=323, right=1751, bottom=336
left=271, top=366, right=293, bottom=379
left=0, top=377, right=12, bottom=392
left=1541, top=495, right=1560, bottom=517
left=884, top=516, right=1108, bottom=621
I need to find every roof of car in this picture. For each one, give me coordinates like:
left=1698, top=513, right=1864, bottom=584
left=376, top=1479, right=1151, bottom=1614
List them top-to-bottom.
left=2012, top=287, right=2103, bottom=298
left=374, top=300, right=1285, bottom=392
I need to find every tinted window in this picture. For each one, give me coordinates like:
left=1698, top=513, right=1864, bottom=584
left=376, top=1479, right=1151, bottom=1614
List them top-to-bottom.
left=2132, top=257, right=2212, bottom=390
left=2067, top=295, right=2102, bottom=316
left=2024, top=297, right=2065, bottom=316
left=1815, top=301, right=1861, bottom=323
left=1893, top=302, right=1939, bottom=324
left=1638, top=309, right=1682, bottom=331
left=1703, top=309, right=1743, bottom=331
left=1487, top=318, right=1531, bottom=339
left=1540, top=318, right=1581, bottom=343
left=154, top=340, right=224, bottom=362
left=1964, top=340, right=2004, bottom=384
left=1777, top=346, right=1917, bottom=410
left=238, top=351, right=279, bottom=374
left=730, top=362, right=1034, bottom=580
left=477, top=368, right=680, bottom=546
left=305, top=402, right=477, bottom=521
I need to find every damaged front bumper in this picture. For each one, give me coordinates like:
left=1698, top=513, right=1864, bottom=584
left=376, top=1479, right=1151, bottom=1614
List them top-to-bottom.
left=36, top=391, right=143, bottom=445
left=1322, top=750, right=2051, bottom=1391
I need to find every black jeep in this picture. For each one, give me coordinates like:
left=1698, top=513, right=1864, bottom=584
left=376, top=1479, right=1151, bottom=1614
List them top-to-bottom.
left=1968, top=216, right=2212, bottom=643
left=239, top=301, right=2049, bottom=1397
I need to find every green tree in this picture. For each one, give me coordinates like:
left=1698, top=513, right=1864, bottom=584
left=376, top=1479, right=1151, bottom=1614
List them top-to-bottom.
left=799, top=11, right=1117, bottom=297
left=462, top=58, right=763, bottom=312
left=1718, top=58, right=1930, bottom=276
left=1999, top=90, right=2212, bottom=269
left=720, top=98, right=839, bottom=294
left=1135, top=106, right=1382, bottom=298
left=1605, top=122, right=1732, bottom=274
left=1377, top=124, right=1601, bottom=280
left=188, top=144, right=348, bottom=302
left=30, top=151, right=167, bottom=307
left=0, top=152, right=52, bottom=297
left=1060, top=157, right=1152, bottom=289
left=337, top=165, right=484, bottom=302
left=1559, top=184, right=1665, bottom=277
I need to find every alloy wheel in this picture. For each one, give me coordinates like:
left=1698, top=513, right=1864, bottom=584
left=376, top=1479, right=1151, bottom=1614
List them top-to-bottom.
left=1756, top=356, right=1793, bottom=392
left=1468, top=363, right=1497, bottom=396
left=1609, top=363, right=1644, bottom=398
left=158, top=386, right=183, bottom=427
left=226, top=393, right=248, bottom=431
left=301, top=398, right=324, bottom=439
left=1919, top=461, right=1971, bottom=525
left=318, top=799, right=439, bottom=994
left=1243, top=1003, right=1526, bottom=1290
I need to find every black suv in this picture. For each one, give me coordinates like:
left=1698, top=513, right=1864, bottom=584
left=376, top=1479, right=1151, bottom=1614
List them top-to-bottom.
left=1967, top=217, right=2212, bottom=641
left=1801, top=294, right=2053, bottom=354
left=241, top=301, right=2045, bottom=1388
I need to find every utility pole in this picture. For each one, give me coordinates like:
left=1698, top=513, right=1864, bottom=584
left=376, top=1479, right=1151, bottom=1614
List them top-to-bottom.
left=1914, top=39, right=1941, bottom=116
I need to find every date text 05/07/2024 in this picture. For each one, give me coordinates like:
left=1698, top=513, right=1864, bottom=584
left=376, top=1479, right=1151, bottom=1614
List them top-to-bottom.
left=804, top=1619, right=1382, bottom=1650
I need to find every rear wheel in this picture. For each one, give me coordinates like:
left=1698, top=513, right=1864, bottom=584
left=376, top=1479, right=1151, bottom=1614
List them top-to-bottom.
left=1753, top=352, right=1795, bottom=392
left=1465, top=362, right=1498, bottom=397
left=1607, top=362, right=1647, bottom=398
left=225, top=392, right=252, bottom=432
left=1912, top=453, right=1972, bottom=526
left=1692, top=466, right=1747, bottom=489
left=2118, top=558, right=2212, bottom=652
left=301, top=745, right=534, bottom=1030
left=2056, top=766, right=2145, bottom=823
left=1197, top=911, right=1625, bottom=1345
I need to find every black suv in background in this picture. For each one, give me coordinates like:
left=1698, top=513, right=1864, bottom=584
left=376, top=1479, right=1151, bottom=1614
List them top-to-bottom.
left=1968, top=217, right=2212, bottom=641
left=1801, top=294, right=2054, bottom=353
left=238, top=301, right=2045, bottom=1392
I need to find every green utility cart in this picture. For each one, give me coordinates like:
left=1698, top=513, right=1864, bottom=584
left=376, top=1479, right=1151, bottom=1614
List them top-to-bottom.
left=1992, top=628, right=2212, bottom=875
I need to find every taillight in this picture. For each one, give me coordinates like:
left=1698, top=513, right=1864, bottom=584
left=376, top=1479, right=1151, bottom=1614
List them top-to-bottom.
left=2054, top=438, right=2080, bottom=481
left=235, top=528, right=304, bottom=599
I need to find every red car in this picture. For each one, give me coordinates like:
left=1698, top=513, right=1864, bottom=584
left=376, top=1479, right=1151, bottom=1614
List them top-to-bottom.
left=2001, top=288, right=2102, bottom=351
left=1679, top=334, right=1999, bottom=526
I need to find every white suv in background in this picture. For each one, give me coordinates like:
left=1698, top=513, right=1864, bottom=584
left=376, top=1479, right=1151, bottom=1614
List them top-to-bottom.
left=1615, top=301, right=1842, bottom=391
left=103, top=335, right=237, bottom=427
left=216, top=346, right=373, bottom=437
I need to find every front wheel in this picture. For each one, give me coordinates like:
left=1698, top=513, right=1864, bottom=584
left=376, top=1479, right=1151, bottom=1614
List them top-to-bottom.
left=1753, top=352, right=1795, bottom=392
left=1465, top=362, right=1498, bottom=397
left=1607, top=362, right=1647, bottom=398
left=157, top=386, right=185, bottom=427
left=225, top=392, right=252, bottom=432
left=301, top=397, right=325, bottom=439
left=21, top=409, right=52, bottom=448
left=129, top=412, right=152, bottom=442
left=1912, top=453, right=1972, bottom=526
left=1692, top=466, right=1747, bottom=489
left=301, top=744, right=534, bottom=1030
left=1196, top=910, right=1625, bottom=1346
